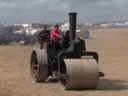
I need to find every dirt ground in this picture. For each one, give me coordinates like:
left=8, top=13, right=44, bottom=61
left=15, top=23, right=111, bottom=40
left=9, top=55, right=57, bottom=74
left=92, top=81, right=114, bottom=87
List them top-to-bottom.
left=0, top=28, right=128, bottom=96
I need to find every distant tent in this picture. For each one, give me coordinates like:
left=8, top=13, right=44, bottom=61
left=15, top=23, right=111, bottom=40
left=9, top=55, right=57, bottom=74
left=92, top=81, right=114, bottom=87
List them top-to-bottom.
left=60, top=22, right=80, bottom=32
left=60, top=22, right=69, bottom=32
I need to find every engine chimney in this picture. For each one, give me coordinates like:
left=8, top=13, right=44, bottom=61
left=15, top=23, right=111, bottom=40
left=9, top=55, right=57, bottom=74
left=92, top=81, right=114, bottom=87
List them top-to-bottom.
left=69, top=12, right=77, bottom=41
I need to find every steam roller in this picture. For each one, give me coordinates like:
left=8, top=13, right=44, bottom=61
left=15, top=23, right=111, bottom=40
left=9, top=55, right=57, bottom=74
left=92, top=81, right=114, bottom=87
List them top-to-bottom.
left=30, top=12, right=104, bottom=90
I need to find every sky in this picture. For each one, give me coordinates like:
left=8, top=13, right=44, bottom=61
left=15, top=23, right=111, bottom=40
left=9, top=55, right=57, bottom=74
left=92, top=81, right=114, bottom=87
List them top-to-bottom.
left=0, top=0, right=128, bottom=24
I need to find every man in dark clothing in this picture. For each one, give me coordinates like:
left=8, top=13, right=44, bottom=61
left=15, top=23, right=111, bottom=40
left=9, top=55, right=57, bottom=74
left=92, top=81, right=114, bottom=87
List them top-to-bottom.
left=38, top=25, right=50, bottom=49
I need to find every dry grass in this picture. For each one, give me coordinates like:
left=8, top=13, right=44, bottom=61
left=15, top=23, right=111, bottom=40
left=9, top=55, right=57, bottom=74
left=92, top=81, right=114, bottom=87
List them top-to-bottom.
left=0, top=28, right=128, bottom=96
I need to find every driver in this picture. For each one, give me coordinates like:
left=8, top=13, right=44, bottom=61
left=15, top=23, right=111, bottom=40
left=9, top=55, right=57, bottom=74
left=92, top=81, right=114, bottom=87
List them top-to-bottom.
left=48, top=24, right=63, bottom=74
left=51, top=24, right=62, bottom=41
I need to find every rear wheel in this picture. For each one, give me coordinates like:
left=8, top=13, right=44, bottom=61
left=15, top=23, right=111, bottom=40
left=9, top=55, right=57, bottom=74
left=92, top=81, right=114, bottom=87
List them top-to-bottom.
left=30, top=49, right=48, bottom=82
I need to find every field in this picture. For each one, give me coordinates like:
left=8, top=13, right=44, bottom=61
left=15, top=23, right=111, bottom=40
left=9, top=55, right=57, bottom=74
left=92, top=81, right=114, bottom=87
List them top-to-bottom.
left=0, top=28, right=128, bottom=96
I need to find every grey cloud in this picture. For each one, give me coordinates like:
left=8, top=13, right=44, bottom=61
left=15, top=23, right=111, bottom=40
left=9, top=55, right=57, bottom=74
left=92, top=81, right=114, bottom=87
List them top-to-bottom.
left=0, top=0, right=128, bottom=24
left=0, top=1, right=16, bottom=8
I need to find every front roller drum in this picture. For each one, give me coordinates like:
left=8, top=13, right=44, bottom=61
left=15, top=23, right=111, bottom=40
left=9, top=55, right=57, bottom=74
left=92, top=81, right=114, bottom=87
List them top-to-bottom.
left=30, top=49, right=48, bottom=82
left=63, top=58, right=99, bottom=90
